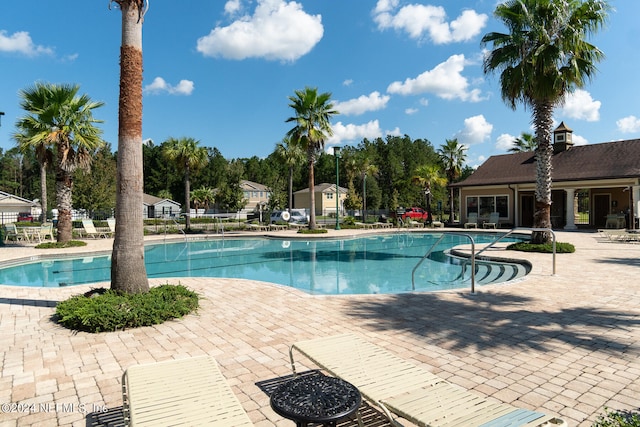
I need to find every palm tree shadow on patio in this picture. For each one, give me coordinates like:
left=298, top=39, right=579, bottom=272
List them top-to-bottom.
left=596, top=256, right=640, bottom=267
left=345, top=292, right=640, bottom=354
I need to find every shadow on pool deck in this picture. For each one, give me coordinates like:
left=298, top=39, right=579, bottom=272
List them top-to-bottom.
left=344, top=291, right=640, bottom=353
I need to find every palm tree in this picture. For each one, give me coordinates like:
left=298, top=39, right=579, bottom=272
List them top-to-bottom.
left=110, top=0, right=150, bottom=294
left=482, top=0, right=609, bottom=243
left=14, top=82, right=104, bottom=242
left=286, top=87, right=338, bottom=229
left=13, top=129, right=53, bottom=223
left=509, top=132, right=537, bottom=153
left=275, top=136, right=305, bottom=210
left=162, top=137, right=208, bottom=230
left=437, top=138, right=467, bottom=224
left=356, top=155, right=378, bottom=220
left=411, top=164, right=447, bottom=224
left=191, top=186, right=215, bottom=217
left=157, top=189, right=173, bottom=200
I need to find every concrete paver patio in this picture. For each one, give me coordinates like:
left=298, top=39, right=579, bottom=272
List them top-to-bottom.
left=0, top=229, right=639, bottom=426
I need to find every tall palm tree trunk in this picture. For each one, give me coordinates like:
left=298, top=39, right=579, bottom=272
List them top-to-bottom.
left=111, top=0, right=149, bottom=293
left=532, top=101, right=554, bottom=244
left=308, top=151, right=317, bottom=229
left=40, top=163, right=47, bottom=223
left=184, top=165, right=191, bottom=230
left=288, top=166, right=294, bottom=210
left=55, top=167, right=74, bottom=242
left=362, top=175, right=367, bottom=219
left=449, top=186, right=455, bottom=223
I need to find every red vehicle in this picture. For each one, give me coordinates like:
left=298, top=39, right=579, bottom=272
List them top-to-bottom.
left=396, top=207, right=429, bottom=221
left=17, top=212, right=34, bottom=222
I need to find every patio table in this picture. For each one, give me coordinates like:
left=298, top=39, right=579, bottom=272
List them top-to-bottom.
left=18, top=226, right=42, bottom=243
left=270, top=374, right=361, bottom=426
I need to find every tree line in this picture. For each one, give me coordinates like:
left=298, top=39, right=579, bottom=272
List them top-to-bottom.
left=0, top=129, right=472, bottom=221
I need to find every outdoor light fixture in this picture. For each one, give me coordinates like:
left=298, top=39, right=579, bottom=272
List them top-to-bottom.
left=0, top=111, right=4, bottom=127
left=334, top=146, right=341, bottom=230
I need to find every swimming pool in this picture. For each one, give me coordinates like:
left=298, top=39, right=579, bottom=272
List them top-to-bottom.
left=0, top=232, right=530, bottom=294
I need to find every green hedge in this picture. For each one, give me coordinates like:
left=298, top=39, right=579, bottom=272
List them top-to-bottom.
left=506, top=241, right=575, bottom=253
left=55, top=284, right=199, bottom=333
left=592, top=408, right=640, bottom=427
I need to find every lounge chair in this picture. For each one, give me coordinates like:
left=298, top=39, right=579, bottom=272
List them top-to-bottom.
left=465, top=212, right=478, bottom=229
left=483, top=212, right=500, bottom=229
left=107, top=218, right=116, bottom=234
left=81, top=219, right=108, bottom=238
left=405, top=220, right=422, bottom=228
left=374, top=221, right=393, bottom=229
left=40, top=222, right=55, bottom=241
left=246, top=222, right=268, bottom=231
left=355, top=222, right=375, bottom=229
left=3, top=223, right=23, bottom=243
left=598, top=229, right=639, bottom=243
left=289, top=334, right=566, bottom=427
left=122, top=356, right=253, bottom=427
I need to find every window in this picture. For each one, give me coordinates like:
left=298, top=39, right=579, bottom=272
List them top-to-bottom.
left=327, top=193, right=334, bottom=200
left=466, top=195, right=508, bottom=218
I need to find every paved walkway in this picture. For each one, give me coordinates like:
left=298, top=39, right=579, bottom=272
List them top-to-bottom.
left=0, top=229, right=639, bottom=426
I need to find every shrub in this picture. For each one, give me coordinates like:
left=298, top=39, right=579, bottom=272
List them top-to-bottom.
left=342, top=216, right=357, bottom=226
left=297, top=228, right=328, bottom=234
left=36, top=240, right=87, bottom=249
left=506, top=241, right=575, bottom=253
left=55, top=284, right=199, bottom=333
left=592, top=407, right=640, bottom=427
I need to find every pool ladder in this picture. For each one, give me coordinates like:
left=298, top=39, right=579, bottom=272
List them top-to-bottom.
left=411, top=228, right=556, bottom=294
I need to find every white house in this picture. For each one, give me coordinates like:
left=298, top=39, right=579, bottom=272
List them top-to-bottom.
left=0, top=191, right=37, bottom=224
left=143, top=193, right=181, bottom=219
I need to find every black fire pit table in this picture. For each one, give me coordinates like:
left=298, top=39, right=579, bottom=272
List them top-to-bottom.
left=270, top=374, right=362, bottom=426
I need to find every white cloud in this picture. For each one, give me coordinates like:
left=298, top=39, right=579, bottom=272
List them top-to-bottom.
left=196, top=0, right=323, bottom=62
left=224, top=0, right=242, bottom=15
left=372, top=1, right=487, bottom=44
left=0, top=30, right=54, bottom=56
left=63, top=53, right=79, bottom=62
left=387, top=54, right=483, bottom=102
left=144, top=77, right=194, bottom=95
left=343, top=79, right=353, bottom=87
left=561, top=90, right=600, bottom=122
left=333, top=91, right=390, bottom=116
left=405, top=108, right=418, bottom=115
left=454, top=114, right=493, bottom=145
left=617, top=115, right=640, bottom=133
left=328, top=120, right=383, bottom=145
left=387, top=127, right=402, bottom=137
left=495, top=133, right=516, bottom=151
left=572, top=134, right=589, bottom=146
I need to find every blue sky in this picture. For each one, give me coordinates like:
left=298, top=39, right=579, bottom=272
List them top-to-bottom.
left=1, top=0, right=639, bottom=168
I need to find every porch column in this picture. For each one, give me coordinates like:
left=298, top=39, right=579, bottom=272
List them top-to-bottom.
left=633, top=185, right=640, bottom=229
left=564, top=188, right=577, bottom=230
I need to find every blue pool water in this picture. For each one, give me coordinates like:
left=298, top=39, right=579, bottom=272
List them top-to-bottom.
left=0, top=233, right=529, bottom=294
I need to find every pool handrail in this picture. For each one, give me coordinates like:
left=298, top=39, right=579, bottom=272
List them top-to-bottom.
left=411, top=228, right=556, bottom=294
left=474, top=228, right=556, bottom=276
left=412, top=232, right=476, bottom=293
